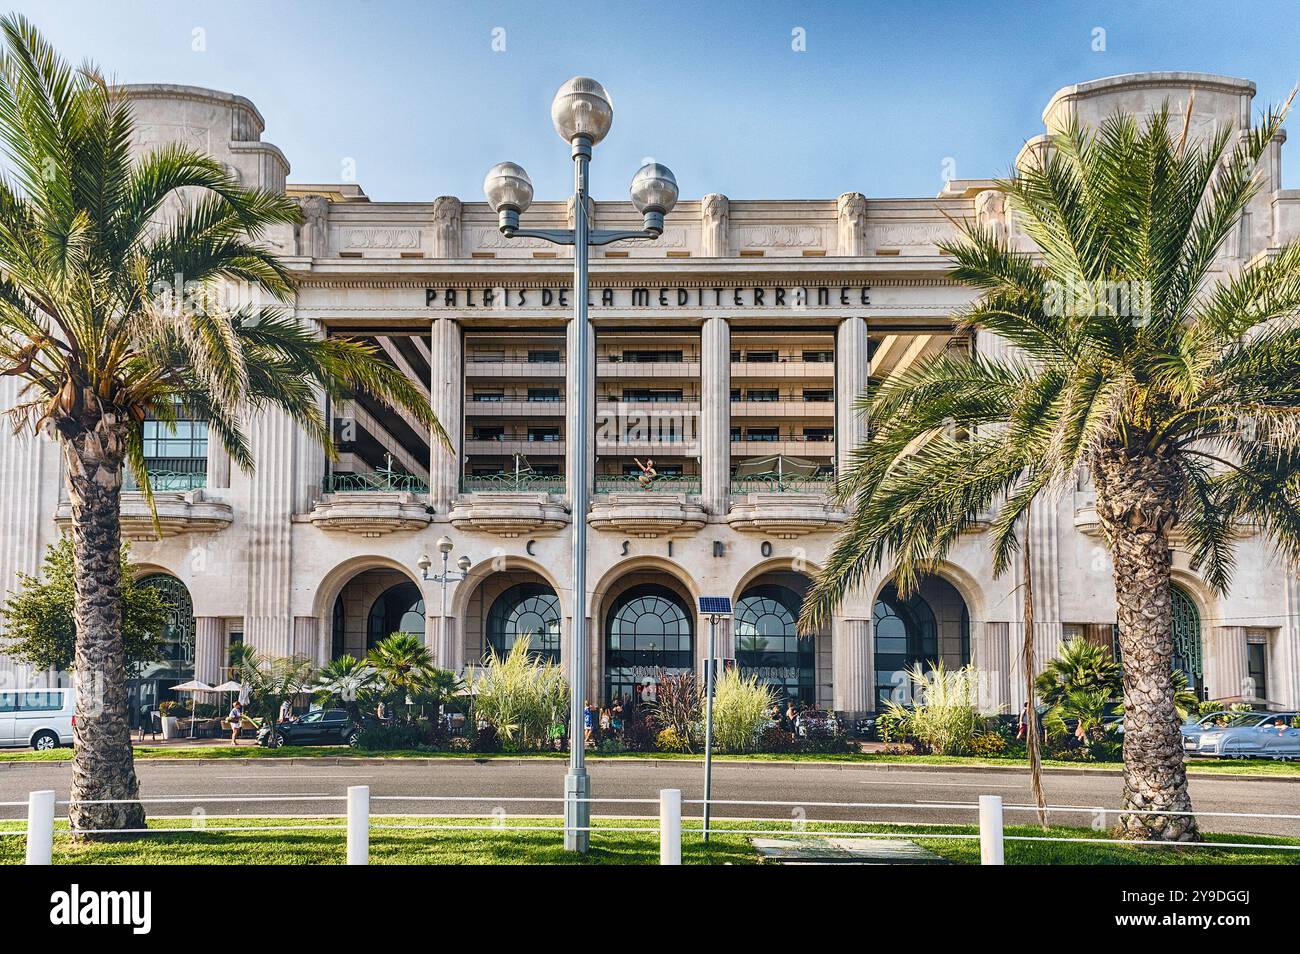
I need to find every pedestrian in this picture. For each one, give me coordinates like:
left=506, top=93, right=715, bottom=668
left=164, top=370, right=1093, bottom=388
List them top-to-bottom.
left=279, top=698, right=292, bottom=723
left=377, top=699, right=388, bottom=721
left=228, top=701, right=243, bottom=745
left=583, top=701, right=595, bottom=747
left=1016, top=702, right=1029, bottom=740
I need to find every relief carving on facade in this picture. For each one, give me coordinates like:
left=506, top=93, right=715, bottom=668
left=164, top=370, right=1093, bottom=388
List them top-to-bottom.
left=974, top=189, right=1008, bottom=244
left=836, top=191, right=868, bottom=255
left=701, top=193, right=729, bottom=256
left=293, top=194, right=330, bottom=258
left=431, top=196, right=463, bottom=258
left=732, top=225, right=825, bottom=248
left=342, top=227, right=422, bottom=251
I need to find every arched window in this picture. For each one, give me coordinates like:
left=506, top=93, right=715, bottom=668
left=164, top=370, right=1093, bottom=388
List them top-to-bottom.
left=138, top=575, right=195, bottom=672
left=367, top=581, right=424, bottom=649
left=487, top=583, right=561, bottom=663
left=873, top=583, right=937, bottom=707
left=605, top=584, right=693, bottom=702
left=735, top=584, right=814, bottom=705
left=1171, top=585, right=1204, bottom=698
left=331, top=593, right=346, bottom=660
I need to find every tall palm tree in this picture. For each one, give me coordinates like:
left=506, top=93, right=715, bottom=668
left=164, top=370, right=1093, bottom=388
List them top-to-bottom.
left=0, top=17, right=439, bottom=834
left=801, top=98, right=1300, bottom=841
left=314, top=654, right=377, bottom=721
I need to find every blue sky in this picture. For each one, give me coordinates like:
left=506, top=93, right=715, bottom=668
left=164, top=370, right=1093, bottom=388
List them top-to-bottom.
left=10, top=0, right=1300, bottom=201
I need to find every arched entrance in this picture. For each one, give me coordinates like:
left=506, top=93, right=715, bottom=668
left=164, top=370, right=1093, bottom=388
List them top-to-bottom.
left=328, top=567, right=424, bottom=660
left=735, top=572, right=822, bottom=707
left=131, top=574, right=195, bottom=726
left=873, top=577, right=970, bottom=708
left=486, top=582, right=561, bottom=663
left=604, top=583, right=694, bottom=702
left=1170, top=584, right=1204, bottom=698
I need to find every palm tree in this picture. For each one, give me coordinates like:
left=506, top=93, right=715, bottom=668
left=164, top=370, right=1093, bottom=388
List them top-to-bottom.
left=0, top=18, right=440, bottom=834
left=801, top=97, right=1300, bottom=842
left=366, top=633, right=438, bottom=722
left=1036, top=635, right=1122, bottom=708
left=229, top=644, right=316, bottom=744
left=314, top=654, right=377, bottom=721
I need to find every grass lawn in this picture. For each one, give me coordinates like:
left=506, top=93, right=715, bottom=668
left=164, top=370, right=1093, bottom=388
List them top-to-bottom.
left=2, top=746, right=1297, bottom=777
left=0, top=817, right=1295, bottom=865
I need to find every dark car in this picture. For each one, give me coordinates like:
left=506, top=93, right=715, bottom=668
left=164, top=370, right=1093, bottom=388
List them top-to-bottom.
left=258, top=708, right=375, bottom=748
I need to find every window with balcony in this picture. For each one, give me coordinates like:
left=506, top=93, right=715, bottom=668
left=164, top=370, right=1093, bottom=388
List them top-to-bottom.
left=621, top=349, right=683, bottom=363
left=471, top=350, right=505, bottom=363
left=528, top=350, right=561, bottom=363
left=802, top=350, right=834, bottom=363
left=744, top=351, right=778, bottom=363
left=528, top=388, right=561, bottom=402
left=621, top=388, right=683, bottom=403
left=730, top=388, right=741, bottom=402
left=803, top=388, right=833, bottom=402
left=746, top=389, right=779, bottom=402
left=472, top=390, right=505, bottom=402
left=132, top=402, right=208, bottom=490
left=472, top=426, right=505, bottom=441
left=730, top=426, right=741, bottom=441
left=528, top=427, right=561, bottom=442
left=803, top=427, right=833, bottom=442
left=746, top=428, right=779, bottom=442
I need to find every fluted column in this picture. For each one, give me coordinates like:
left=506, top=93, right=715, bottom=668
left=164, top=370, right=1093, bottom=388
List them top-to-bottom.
left=700, top=317, right=731, bottom=515
left=835, top=317, right=869, bottom=477
left=429, top=318, right=462, bottom=512
left=244, top=407, right=296, bottom=658
left=206, top=441, right=230, bottom=489
left=1281, top=577, right=1300, bottom=709
left=194, top=617, right=226, bottom=685
left=832, top=617, right=873, bottom=717
left=977, top=621, right=1011, bottom=713
left=1211, top=626, right=1250, bottom=700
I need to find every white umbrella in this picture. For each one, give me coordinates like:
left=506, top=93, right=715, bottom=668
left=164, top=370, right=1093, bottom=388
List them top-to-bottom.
left=171, top=680, right=215, bottom=739
left=210, top=680, right=242, bottom=693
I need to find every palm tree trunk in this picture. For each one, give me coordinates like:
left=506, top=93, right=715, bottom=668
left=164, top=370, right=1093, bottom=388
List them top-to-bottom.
left=62, top=419, right=146, bottom=835
left=1094, top=446, right=1198, bottom=842
left=1021, top=504, right=1047, bottom=828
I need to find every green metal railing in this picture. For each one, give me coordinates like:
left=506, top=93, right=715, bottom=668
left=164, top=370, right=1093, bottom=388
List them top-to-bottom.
left=125, top=470, right=208, bottom=492
left=323, top=472, right=429, bottom=494
left=462, top=473, right=567, bottom=494
left=730, top=473, right=835, bottom=494
left=595, top=474, right=701, bottom=494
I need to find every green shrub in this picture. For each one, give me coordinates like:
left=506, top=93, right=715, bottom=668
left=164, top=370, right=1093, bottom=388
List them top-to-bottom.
left=467, top=640, right=569, bottom=751
left=711, top=669, right=776, bottom=754
left=649, top=671, right=702, bottom=750
left=356, top=722, right=430, bottom=751
left=472, top=724, right=501, bottom=753
left=758, top=724, right=797, bottom=753
left=655, top=727, right=690, bottom=753
left=797, top=730, right=855, bottom=754
left=967, top=731, right=1008, bottom=757
left=447, top=735, right=473, bottom=752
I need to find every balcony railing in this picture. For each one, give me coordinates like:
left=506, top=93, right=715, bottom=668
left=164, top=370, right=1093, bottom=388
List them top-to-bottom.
left=125, top=469, right=207, bottom=492
left=323, top=472, right=429, bottom=494
left=462, top=473, right=566, bottom=494
left=595, top=474, right=701, bottom=494
left=730, top=474, right=836, bottom=494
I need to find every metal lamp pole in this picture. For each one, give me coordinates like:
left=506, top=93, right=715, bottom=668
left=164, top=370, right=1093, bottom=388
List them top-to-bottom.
left=484, top=77, right=679, bottom=853
left=418, top=536, right=472, bottom=672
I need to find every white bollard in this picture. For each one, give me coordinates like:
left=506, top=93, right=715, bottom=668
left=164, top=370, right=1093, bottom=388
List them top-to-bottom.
left=346, top=785, right=370, bottom=865
left=659, top=788, right=682, bottom=865
left=25, top=790, right=55, bottom=865
left=979, top=794, right=1004, bottom=865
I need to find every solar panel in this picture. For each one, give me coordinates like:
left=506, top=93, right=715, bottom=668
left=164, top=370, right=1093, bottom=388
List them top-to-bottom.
left=699, top=596, right=733, bottom=615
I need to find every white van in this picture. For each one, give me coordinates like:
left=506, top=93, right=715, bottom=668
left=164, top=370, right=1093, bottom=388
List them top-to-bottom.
left=0, top=689, right=75, bottom=750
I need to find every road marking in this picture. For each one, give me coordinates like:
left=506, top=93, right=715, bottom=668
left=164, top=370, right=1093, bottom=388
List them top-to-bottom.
left=209, top=775, right=375, bottom=780
left=860, top=779, right=1022, bottom=789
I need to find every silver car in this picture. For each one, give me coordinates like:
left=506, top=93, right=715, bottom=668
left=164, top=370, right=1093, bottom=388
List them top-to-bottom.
left=1193, top=712, right=1300, bottom=760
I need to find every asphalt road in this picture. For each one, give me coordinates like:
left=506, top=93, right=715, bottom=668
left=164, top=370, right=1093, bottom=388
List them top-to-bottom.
left=1, top=758, right=1296, bottom=837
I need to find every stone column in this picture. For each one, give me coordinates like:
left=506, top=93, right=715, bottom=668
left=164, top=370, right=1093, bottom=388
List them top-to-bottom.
left=836, top=192, right=868, bottom=255
left=701, top=194, right=729, bottom=257
left=431, top=197, right=462, bottom=258
left=700, top=317, right=731, bottom=515
left=835, top=317, right=869, bottom=477
left=429, top=318, right=462, bottom=512
left=565, top=319, right=595, bottom=505
left=244, top=406, right=297, bottom=658
left=206, top=441, right=230, bottom=489
left=1281, top=578, right=1300, bottom=709
left=291, top=616, right=321, bottom=665
left=194, top=617, right=226, bottom=685
left=832, top=617, right=873, bottom=717
left=977, top=621, right=1011, bottom=713
left=1211, top=626, right=1250, bottom=700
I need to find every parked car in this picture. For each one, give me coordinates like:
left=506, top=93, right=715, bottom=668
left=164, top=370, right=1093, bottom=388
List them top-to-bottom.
left=0, top=688, right=74, bottom=750
left=257, top=708, right=377, bottom=748
left=794, top=709, right=840, bottom=738
left=1182, top=710, right=1267, bottom=750
left=1192, top=712, right=1299, bottom=759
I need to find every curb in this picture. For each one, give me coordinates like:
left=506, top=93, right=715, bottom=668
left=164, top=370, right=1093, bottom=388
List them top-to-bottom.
left=1, top=754, right=1295, bottom=782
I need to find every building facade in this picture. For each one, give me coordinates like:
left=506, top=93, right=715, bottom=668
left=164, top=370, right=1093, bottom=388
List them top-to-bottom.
left=2, top=71, right=1299, bottom=719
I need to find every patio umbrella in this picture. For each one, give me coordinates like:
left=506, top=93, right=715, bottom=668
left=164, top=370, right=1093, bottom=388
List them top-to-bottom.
left=171, top=680, right=215, bottom=739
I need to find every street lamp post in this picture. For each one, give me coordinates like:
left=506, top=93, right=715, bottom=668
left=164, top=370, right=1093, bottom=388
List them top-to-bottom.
left=484, top=77, right=679, bottom=853
left=418, top=536, right=472, bottom=674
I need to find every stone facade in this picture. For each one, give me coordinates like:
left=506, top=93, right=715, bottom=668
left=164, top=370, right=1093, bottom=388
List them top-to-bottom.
left=1, top=73, right=1299, bottom=718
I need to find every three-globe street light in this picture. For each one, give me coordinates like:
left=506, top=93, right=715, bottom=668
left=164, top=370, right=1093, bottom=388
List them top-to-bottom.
left=484, top=77, right=678, bottom=853
left=418, top=537, right=473, bottom=680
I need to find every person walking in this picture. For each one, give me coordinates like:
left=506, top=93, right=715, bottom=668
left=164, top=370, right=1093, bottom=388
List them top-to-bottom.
left=278, top=698, right=292, bottom=723
left=228, top=701, right=244, bottom=745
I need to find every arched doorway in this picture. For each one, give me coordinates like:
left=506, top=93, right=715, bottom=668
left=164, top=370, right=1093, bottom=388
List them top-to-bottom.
left=327, top=566, right=424, bottom=660
left=131, top=574, right=195, bottom=727
left=873, top=577, right=970, bottom=708
left=367, top=581, right=425, bottom=649
left=487, top=582, right=561, bottom=663
left=735, top=582, right=816, bottom=706
left=604, top=583, right=694, bottom=702
left=1171, top=585, right=1204, bottom=698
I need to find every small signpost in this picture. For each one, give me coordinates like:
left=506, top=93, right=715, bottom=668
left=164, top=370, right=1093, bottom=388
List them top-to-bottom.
left=698, top=596, right=733, bottom=843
